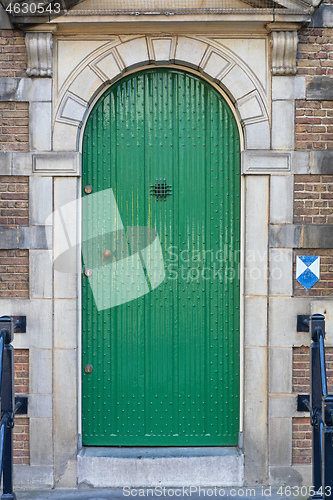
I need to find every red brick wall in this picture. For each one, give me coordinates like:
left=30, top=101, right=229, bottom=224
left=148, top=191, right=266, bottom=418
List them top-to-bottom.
left=297, top=28, right=333, bottom=77
left=0, top=29, right=26, bottom=78
left=295, top=101, right=333, bottom=150
left=0, top=103, right=29, bottom=152
left=294, top=175, right=333, bottom=224
left=0, top=176, right=29, bottom=226
left=294, top=249, right=333, bottom=297
left=0, top=250, right=29, bottom=298
left=292, top=347, right=333, bottom=464
left=13, top=349, right=29, bottom=465
left=13, top=417, right=29, bottom=465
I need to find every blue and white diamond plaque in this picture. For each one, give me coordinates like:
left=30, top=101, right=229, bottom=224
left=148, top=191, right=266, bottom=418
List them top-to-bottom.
left=296, top=256, right=320, bottom=291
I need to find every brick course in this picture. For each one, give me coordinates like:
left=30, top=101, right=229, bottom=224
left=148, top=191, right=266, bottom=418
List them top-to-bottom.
left=297, top=28, right=333, bottom=77
left=0, top=29, right=26, bottom=78
left=295, top=101, right=333, bottom=150
left=0, top=102, right=29, bottom=152
left=294, top=174, right=333, bottom=224
left=0, top=176, right=29, bottom=226
left=294, top=249, right=333, bottom=297
left=0, top=250, right=29, bottom=298
left=292, top=347, right=333, bottom=464
left=13, top=349, right=29, bottom=465
left=13, top=417, right=29, bottom=465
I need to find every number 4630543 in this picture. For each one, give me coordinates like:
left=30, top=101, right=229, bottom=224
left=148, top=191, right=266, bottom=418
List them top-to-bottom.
left=5, top=2, right=61, bottom=14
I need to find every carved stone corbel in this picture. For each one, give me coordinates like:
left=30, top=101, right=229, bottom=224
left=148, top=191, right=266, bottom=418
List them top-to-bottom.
left=267, top=23, right=301, bottom=76
left=25, top=32, right=53, bottom=77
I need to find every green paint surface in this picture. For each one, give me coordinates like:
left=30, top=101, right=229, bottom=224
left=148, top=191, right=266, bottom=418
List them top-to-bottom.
left=82, top=68, right=240, bottom=446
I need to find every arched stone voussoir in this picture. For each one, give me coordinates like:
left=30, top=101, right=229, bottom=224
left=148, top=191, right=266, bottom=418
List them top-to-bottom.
left=115, top=37, right=150, bottom=70
left=174, top=37, right=208, bottom=69
left=68, top=66, right=104, bottom=104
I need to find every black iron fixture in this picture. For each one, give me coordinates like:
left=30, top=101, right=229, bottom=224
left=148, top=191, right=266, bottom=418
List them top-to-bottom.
left=150, top=179, right=172, bottom=201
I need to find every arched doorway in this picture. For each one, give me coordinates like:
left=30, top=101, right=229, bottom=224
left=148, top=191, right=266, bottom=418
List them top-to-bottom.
left=81, top=68, right=241, bottom=446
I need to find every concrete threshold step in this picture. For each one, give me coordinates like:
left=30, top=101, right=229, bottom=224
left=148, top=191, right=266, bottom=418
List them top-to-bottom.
left=78, top=447, right=244, bottom=488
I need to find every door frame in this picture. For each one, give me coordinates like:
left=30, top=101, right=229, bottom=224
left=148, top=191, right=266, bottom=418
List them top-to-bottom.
left=77, top=64, right=245, bottom=444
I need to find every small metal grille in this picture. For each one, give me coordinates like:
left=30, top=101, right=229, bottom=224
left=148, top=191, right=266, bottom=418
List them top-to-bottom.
left=150, top=179, right=172, bottom=201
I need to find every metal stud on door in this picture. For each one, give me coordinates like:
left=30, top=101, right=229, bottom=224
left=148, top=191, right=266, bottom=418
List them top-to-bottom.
left=82, top=68, right=241, bottom=446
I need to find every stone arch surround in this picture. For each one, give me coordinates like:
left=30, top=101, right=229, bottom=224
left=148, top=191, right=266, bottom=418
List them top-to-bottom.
left=53, top=35, right=270, bottom=152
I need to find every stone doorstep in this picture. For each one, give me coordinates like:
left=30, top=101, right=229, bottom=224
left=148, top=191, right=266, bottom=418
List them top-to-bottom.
left=77, top=447, right=244, bottom=488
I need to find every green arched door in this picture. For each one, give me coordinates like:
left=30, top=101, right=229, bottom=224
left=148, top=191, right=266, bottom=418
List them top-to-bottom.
left=82, top=68, right=240, bottom=446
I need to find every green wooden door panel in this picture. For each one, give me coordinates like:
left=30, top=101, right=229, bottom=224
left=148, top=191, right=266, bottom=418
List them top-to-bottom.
left=82, top=68, right=240, bottom=446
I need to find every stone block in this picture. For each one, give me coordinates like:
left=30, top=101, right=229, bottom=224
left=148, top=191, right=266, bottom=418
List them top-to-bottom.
left=116, top=37, right=149, bottom=69
left=175, top=37, right=207, bottom=69
left=150, top=38, right=174, bottom=64
left=200, top=49, right=230, bottom=80
left=92, top=50, right=124, bottom=81
left=221, top=65, right=255, bottom=101
left=69, top=66, right=103, bottom=103
left=272, top=76, right=306, bottom=100
left=306, top=76, right=333, bottom=101
left=0, top=77, right=17, bottom=101
left=16, top=78, right=52, bottom=102
left=57, top=92, right=87, bottom=126
left=237, top=92, right=265, bottom=122
left=272, top=101, right=295, bottom=150
left=30, top=102, right=52, bottom=152
left=245, top=121, right=270, bottom=149
left=53, top=122, right=78, bottom=152
left=311, top=150, right=333, bottom=174
left=242, top=151, right=290, bottom=174
left=291, top=151, right=310, bottom=174
left=0, top=152, right=11, bottom=175
left=12, top=152, right=33, bottom=175
left=33, top=152, right=80, bottom=176
left=270, top=175, right=293, bottom=224
left=245, top=176, right=269, bottom=296
left=29, top=177, right=53, bottom=225
left=53, top=177, right=78, bottom=299
left=269, top=224, right=302, bottom=249
left=303, top=224, right=333, bottom=249
left=19, top=226, right=52, bottom=250
left=0, top=227, right=18, bottom=249
left=269, top=248, right=293, bottom=297
left=29, top=250, right=53, bottom=299
left=244, top=296, right=267, bottom=347
left=269, top=297, right=311, bottom=347
left=4, top=298, right=53, bottom=349
left=54, top=299, right=77, bottom=349
left=244, top=346, right=267, bottom=484
left=269, top=347, right=292, bottom=393
left=29, top=349, right=52, bottom=394
left=54, top=349, right=78, bottom=482
left=28, top=394, right=53, bottom=419
left=269, top=394, right=302, bottom=418
left=268, top=417, right=292, bottom=466
left=29, top=418, right=53, bottom=466
left=78, top=448, right=244, bottom=487
left=14, top=465, right=54, bottom=488
left=290, top=465, right=312, bottom=487
left=269, top=466, right=303, bottom=487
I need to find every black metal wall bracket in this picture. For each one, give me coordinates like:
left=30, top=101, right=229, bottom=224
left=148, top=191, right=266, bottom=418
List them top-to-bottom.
left=297, top=315, right=310, bottom=332
left=297, top=394, right=310, bottom=412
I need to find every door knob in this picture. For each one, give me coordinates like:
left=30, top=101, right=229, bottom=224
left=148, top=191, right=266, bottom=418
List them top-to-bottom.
left=103, top=250, right=112, bottom=259
left=84, top=364, right=93, bottom=374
